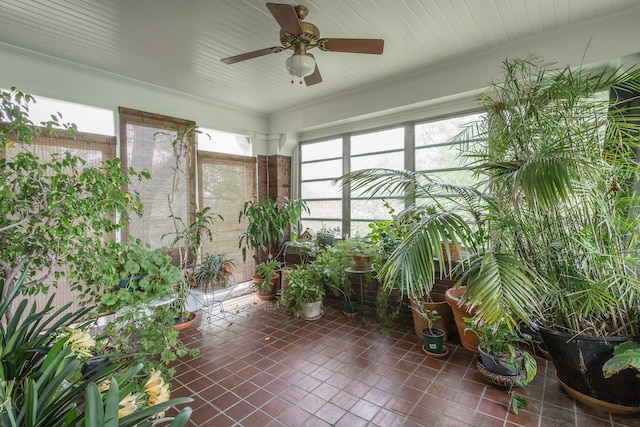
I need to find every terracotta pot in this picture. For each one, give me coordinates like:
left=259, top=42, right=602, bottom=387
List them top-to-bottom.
left=441, top=242, right=459, bottom=261
left=348, top=254, right=372, bottom=271
left=254, top=273, right=278, bottom=300
left=444, top=286, right=479, bottom=353
left=410, top=293, right=454, bottom=341
left=174, top=311, right=197, bottom=331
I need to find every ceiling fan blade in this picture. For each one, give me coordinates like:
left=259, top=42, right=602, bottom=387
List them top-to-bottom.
left=266, top=3, right=303, bottom=35
left=318, top=38, right=384, bottom=54
left=221, top=46, right=284, bottom=64
left=304, top=63, right=322, bottom=86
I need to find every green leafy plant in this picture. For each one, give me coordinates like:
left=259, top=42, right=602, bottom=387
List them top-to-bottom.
left=338, top=54, right=640, bottom=339
left=0, top=87, right=148, bottom=322
left=238, top=197, right=309, bottom=261
left=315, top=226, right=340, bottom=240
left=99, top=237, right=180, bottom=312
left=308, top=243, right=353, bottom=301
left=192, top=252, right=236, bottom=290
left=253, top=259, right=282, bottom=293
left=0, top=265, right=192, bottom=426
left=279, top=265, right=325, bottom=318
left=99, top=303, right=198, bottom=378
left=418, top=308, right=441, bottom=335
left=465, top=318, right=537, bottom=414
left=602, top=341, right=640, bottom=380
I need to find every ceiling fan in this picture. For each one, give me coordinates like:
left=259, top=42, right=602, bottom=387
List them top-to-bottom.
left=221, top=3, right=384, bottom=86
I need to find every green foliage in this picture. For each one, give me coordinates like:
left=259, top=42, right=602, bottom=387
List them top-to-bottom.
left=456, top=54, right=640, bottom=335
left=338, top=55, right=640, bottom=338
left=0, top=87, right=148, bottom=317
left=238, top=197, right=309, bottom=261
left=315, top=226, right=339, bottom=240
left=98, top=237, right=180, bottom=312
left=308, top=244, right=352, bottom=298
left=192, top=252, right=236, bottom=289
left=253, top=259, right=282, bottom=292
left=255, top=259, right=282, bottom=280
left=279, top=265, right=325, bottom=318
left=0, top=266, right=192, bottom=426
left=99, top=304, right=198, bottom=378
left=466, top=318, right=537, bottom=414
left=465, top=319, right=537, bottom=385
left=603, top=341, right=640, bottom=379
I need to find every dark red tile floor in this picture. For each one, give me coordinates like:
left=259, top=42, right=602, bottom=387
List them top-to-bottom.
left=169, top=294, right=640, bottom=427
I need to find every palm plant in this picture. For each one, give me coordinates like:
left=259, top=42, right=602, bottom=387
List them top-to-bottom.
left=340, top=54, right=640, bottom=337
left=454, top=55, right=640, bottom=335
left=340, top=168, right=481, bottom=299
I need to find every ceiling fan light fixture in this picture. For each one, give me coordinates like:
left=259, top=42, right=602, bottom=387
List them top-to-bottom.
left=285, top=52, right=315, bottom=78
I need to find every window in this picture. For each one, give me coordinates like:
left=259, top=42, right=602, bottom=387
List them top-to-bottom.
left=8, top=92, right=115, bottom=136
left=119, top=108, right=196, bottom=252
left=300, top=112, right=483, bottom=235
left=415, top=114, right=482, bottom=186
left=350, top=127, right=405, bottom=236
left=198, top=128, right=251, bottom=156
left=300, top=138, right=343, bottom=234
left=197, top=152, right=256, bottom=283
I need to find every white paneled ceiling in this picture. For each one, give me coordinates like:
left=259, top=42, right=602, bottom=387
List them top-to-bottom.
left=0, top=0, right=639, bottom=119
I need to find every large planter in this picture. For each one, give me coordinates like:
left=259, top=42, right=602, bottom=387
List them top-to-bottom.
left=444, top=286, right=479, bottom=353
left=410, top=293, right=454, bottom=341
left=301, top=300, right=323, bottom=321
left=539, top=327, right=640, bottom=412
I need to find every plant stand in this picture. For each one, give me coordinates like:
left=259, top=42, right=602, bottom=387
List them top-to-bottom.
left=345, top=267, right=373, bottom=326
left=196, top=275, right=239, bottom=330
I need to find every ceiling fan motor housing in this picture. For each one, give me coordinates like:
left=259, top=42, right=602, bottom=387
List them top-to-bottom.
left=280, top=21, right=320, bottom=51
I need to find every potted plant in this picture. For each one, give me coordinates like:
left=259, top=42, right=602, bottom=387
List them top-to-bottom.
left=339, top=54, right=640, bottom=410
left=452, top=55, right=640, bottom=411
left=157, top=124, right=225, bottom=328
left=238, top=197, right=309, bottom=262
left=316, top=225, right=340, bottom=247
left=99, top=237, right=180, bottom=313
left=340, top=238, right=379, bottom=271
left=308, top=243, right=357, bottom=317
left=192, top=252, right=236, bottom=289
left=253, top=259, right=282, bottom=300
left=279, top=264, right=325, bottom=320
left=0, top=268, right=193, bottom=426
left=444, top=286, right=479, bottom=352
left=420, top=309, right=448, bottom=359
left=466, top=319, right=537, bottom=414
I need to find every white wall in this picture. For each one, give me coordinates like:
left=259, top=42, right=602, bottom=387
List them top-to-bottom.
left=0, top=49, right=268, bottom=137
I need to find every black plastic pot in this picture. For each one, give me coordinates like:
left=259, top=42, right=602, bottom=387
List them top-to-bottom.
left=539, top=327, right=640, bottom=408
left=477, top=345, right=522, bottom=376
left=81, top=356, right=110, bottom=377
